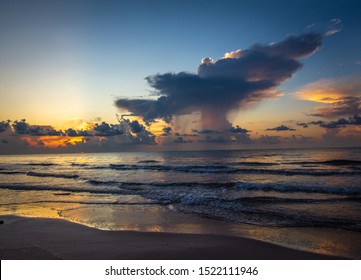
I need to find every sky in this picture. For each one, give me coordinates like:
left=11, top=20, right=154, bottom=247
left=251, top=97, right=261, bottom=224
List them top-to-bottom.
left=1, top=0, right=361, bottom=153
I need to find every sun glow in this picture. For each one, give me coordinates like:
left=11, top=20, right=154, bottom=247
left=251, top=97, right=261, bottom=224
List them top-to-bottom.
left=294, top=78, right=361, bottom=104
left=295, top=89, right=345, bottom=103
left=124, top=115, right=169, bottom=136
left=21, top=136, right=85, bottom=148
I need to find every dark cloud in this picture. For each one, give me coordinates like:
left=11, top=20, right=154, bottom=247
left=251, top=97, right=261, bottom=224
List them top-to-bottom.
left=116, top=32, right=327, bottom=131
left=249, top=33, right=323, bottom=60
left=296, top=76, right=361, bottom=118
left=310, top=96, right=361, bottom=118
left=115, top=98, right=170, bottom=124
left=301, top=115, right=361, bottom=129
left=0, top=118, right=157, bottom=154
left=3, top=118, right=156, bottom=146
left=118, top=118, right=156, bottom=144
left=320, top=118, right=348, bottom=129
left=12, top=119, right=64, bottom=136
left=12, top=119, right=29, bottom=134
left=0, top=120, right=10, bottom=132
left=129, top=120, right=143, bottom=134
left=297, top=120, right=325, bottom=128
left=309, top=121, right=325, bottom=125
left=94, top=122, right=123, bottom=136
left=297, top=122, right=309, bottom=128
left=166, top=124, right=252, bottom=144
left=266, top=125, right=296, bottom=131
left=162, top=126, right=172, bottom=136
left=228, top=126, right=250, bottom=133
left=196, top=127, right=250, bottom=135
left=62, top=128, right=91, bottom=137
left=65, top=128, right=78, bottom=137
left=196, top=128, right=252, bottom=144
left=47, top=129, right=61, bottom=136
left=198, top=129, right=221, bottom=135
left=77, top=130, right=91, bottom=136
left=176, top=133, right=198, bottom=137
left=173, top=136, right=192, bottom=144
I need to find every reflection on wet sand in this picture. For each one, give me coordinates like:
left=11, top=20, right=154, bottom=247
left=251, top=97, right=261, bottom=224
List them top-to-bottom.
left=1, top=199, right=361, bottom=259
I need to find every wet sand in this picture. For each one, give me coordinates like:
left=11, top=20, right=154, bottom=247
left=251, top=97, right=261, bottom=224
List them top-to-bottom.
left=0, top=215, right=345, bottom=260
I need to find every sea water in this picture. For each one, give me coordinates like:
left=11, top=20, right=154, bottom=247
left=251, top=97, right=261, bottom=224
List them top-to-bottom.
left=1, top=148, right=361, bottom=258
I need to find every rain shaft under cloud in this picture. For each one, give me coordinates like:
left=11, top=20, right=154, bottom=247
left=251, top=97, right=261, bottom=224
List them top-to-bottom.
left=115, top=30, right=335, bottom=131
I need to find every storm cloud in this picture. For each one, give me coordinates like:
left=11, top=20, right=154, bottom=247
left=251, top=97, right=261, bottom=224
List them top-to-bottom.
left=116, top=31, right=329, bottom=131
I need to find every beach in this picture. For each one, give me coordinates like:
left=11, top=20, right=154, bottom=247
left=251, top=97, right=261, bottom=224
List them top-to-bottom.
left=1, top=148, right=361, bottom=259
left=0, top=215, right=344, bottom=260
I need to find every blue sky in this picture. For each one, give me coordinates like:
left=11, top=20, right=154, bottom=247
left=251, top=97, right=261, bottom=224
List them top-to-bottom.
left=0, top=0, right=361, bottom=152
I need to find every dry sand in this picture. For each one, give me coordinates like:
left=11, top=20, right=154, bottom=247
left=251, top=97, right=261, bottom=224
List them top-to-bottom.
left=0, top=215, right=345, bottom=260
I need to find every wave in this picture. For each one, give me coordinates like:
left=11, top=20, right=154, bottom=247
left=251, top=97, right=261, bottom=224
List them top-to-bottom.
left=288, top=159, right=361, bottom=166
left=137, top=160, right=161, bottom=163
left=4, top=161, right=359, bottom=177
left=24, top=162, right=59, bottom=166
left=230, top=162, right=279, bottom=166
left=71, top=163, right=89, bottom=166
left=109, top=163, right=361, bottom=176
left=109, top=163, right=234, bottom=173
left=86, top=165, right=109, bottom=170
left=0, top=171, right=27, bottom=175
left=2, top=172, right=360, bottom=196
left=26, top=172, right=79, bottom=179
left=85, top=179, right=361, bottom=195
left=87, top=179, right=238, bottom=188
left=1, top=181, right=360, bottom=231
left=235, top=182, right=361, bottom=195
left=0, top=183, right=129, bottom=195
left=114, top=185, right=361, bottom=231
left=127, top=189, right=361, bottom=231
left=53, top=192, right=72, bottom=196
left=232, top=196, right=361, bottom=204
left=0, top=200, right=157, bottom=206
left=176, top=203, right=361, bottom=231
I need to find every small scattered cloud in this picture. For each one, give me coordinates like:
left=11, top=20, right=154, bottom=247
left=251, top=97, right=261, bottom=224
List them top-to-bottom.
left=299, top=115, right=361, bottom=129
left=0, top=118, right=157, bottom=153
left=12, top=119, right=63, bottom=136
left=0, top=121, right=10, bottom=133
left=93, top=121, right=123, bottom=136
left=266, top=125, right=296, bottom=131
left=161, top=126, right=172, bottom=136
left=228, top=126, right=250, bottom=133
left=173, top=136, right=192, bottom=144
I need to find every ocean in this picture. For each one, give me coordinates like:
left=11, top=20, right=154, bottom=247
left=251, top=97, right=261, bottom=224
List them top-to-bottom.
left=1, top=147, right=361, bottom=258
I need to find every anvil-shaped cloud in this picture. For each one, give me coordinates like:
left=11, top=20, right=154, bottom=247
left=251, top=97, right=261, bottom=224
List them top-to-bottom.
left=115, top=25, right=340, bottom=131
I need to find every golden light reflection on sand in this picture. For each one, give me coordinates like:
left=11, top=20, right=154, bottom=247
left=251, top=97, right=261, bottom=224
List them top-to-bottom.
left=1, top=197, right=361, bottom=258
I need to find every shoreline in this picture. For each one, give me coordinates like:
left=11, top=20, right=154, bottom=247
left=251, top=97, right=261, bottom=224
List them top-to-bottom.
left=0, top=215, right=346, bottom=260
